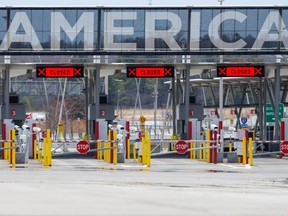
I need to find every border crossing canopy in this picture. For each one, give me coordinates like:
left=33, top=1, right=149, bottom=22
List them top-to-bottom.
left=1, top=6, right=288, bottom=55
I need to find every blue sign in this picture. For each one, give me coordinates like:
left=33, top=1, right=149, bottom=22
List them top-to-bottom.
left=241, top=118, right=247, bottom=124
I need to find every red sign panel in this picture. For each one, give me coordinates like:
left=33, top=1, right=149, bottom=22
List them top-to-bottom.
left=36, top=65, right=84, bottom=78
left=217, top=65, right=265, bottom=77
left=127, top=66, right=174, bottom=78
left=76, top=140, right=90, bottom=154
left=175, top=140, right=188, bottom=154
left=280, top=141, right=288, bottom=155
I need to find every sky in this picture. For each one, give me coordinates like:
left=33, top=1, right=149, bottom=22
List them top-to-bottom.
left=0, top=0, right=287, bottom=6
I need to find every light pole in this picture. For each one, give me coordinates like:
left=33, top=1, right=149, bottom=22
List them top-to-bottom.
left=218, top=0, right=224, bottom=153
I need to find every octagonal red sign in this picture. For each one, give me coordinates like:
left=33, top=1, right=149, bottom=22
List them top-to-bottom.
left=76, top=140, right=90, bottom=154
left=175, top=140, right=188, bottom=154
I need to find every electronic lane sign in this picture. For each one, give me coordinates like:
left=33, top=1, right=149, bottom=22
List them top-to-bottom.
left=36, top=65, right=84, bottom=78
left=217, top=65, right=265, bottom=77
left=127, top=66, right=174, bottom=78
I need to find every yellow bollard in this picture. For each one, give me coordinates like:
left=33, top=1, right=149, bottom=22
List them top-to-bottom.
left=206, top=129, right=211, bottom=163
left=11, top=130, right=16, bottom=167
left=47, top=130, right=52, bottom=166
left=113, top=131, right=117, bottom=164
left=142, top=137, right=146, bottom=165
left=147, top=137, right=151, bottom=167
left=242, top=137, right=247, bottom=165
left=249, top=137, right=253, bottom=166
left=43, top=138, right=47, bottom=166
left=127, top=139, right=131, bottom=160
left=34, top=140, right=37, bottom=160
left=189, top=141, right=192, bottom=159
left=4, top=142, right=8, bottom=160
left=7, top=142, right=11, bottom=162
left=38, top=142, right=42, bottom=163
left=97, top=142, right=101, bottom=160
left=99, top=142, right=103, bottom=160
left=104, top=142, right=107, bottom=162
left=113, top=142, right=117, bottom=165
left=193, top=142, right=196, bottom=159
left=229, top=142, right=233, bottom=153
left=133, top=143, right=136, bottom=161
left=199, top=143, right=203, bottom=160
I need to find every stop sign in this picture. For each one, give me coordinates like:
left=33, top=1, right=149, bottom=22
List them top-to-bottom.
left=76, top=140, right=90, bottom=154
left=175, top=140, right=188, bottom=154
left=280, top=141, right=288, bottom=154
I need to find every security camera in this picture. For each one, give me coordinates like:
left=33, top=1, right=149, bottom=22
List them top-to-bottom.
left=14, top=125, right=21, bottom=131
left=22, top=125, right=30, bottom=130
left=117, top=125, right=124, bottom=130
left=33, top=127, right=41, bottom=133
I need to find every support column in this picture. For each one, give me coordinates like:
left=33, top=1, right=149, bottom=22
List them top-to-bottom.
left=5, top=64, right=10, bottom=119
left=274, top=64, right=281, bottom=143
left=184, top=65, right=190, bottom=140
left=95, top=66, right=100, bottom=120
left=84, top=69, right=89, bottom=136
left=172, top=75, right=176, bottom=137
left=258, top=77, right=263, bottom=141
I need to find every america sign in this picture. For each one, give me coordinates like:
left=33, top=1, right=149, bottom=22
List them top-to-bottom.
left=0, top=7, right=288, bottom=55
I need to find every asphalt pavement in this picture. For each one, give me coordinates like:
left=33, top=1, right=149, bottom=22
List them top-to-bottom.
left=0, top=156, right=287, bottom=216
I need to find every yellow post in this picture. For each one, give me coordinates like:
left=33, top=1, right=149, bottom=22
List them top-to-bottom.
left=206, top=129, right=211, bottom=163
left=11, top=130, right=16, bottom=167
left=47, top=130, right=52, bottom=166
left=113, top=131, right=117, bottom=164
left=141, top=137, right=146, bottom=165
left=147, top=137, right=151, bottom=167
left=242, top=137, right=247, bottom=165
left=249, top=137, right=253, bottom=166
left=43, top=138, right=47, bottom=166
left=127, top=139, right=130, bottom=159
left=33, top=140, right=37, bottom=160
left=7, top=141, right=11, bottom=162
left=189, top=141, right=192, bottom=159
left=4, top=142, right=8, bottom=160
left=38, top=142, right=41, bottom=163
left=96, top=142, right=99, bottom=160
left=99, top=142, right=103, bottom=160
left=103, top=142, right=106, bottom=161
left=104, top=142, right=107, bottom=162
left=113, top=142, right=117, bottom=165
left=193, top=142, right=196, bottom=159
left=229, top=142, right=233, bottom=152
left=133, top=143, right=136, bottom=161
left=199, top=143, right=203, bottom=160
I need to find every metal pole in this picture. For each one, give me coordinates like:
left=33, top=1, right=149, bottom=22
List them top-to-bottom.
left=218, top=0, right=224, bottom=152
left=4, top=64, right=10, bottom=119
left=274, top=64, right=281, bottom=141
left=185, top=65, right=190, bottom=139
left=95, top=66, right=100, bottom=120
left=172, top=75, right=176, bottom=136
left=258, top=77, right=263, bottom=141
left=153, top=78, right=158, bottom=138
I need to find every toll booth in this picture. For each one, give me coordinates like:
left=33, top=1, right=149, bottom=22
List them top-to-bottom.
left=88, top=94, right=115, bottom=139
left=176, top=103, right=204, bottom=139
left=283, top=118, right=288, bottom=140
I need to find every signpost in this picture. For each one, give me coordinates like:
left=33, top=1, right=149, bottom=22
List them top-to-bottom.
left=36, top=65, right=84, bottom=78
left=217, top=65, right=265, bottom=77
left=127, top=66, right=174, bottom=78
left=266, top=103, right=284, bottom=123
left=76, top=140, right=90, bottom=154
left=175, top=140, right=188, bottom=154
left=280, top=141, right=288, bottom=155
